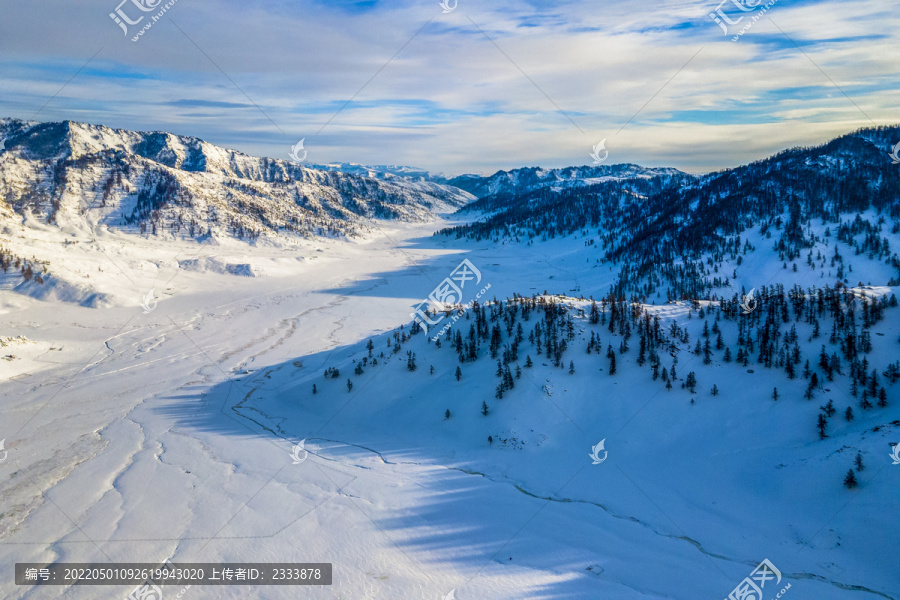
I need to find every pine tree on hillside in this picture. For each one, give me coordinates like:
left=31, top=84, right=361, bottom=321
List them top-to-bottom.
left=589, top=300, right=600, bottom=324
left=455, top=366, right=462, bottom=381
left=685, top=371, right=697, bottom=393
left=804, top=377, right=817, bottom=400
left=482, top=401, right=490, bottom=416
left=817, top=414, right=828, bottom=439
left=844, top=469, right=858, bottom=489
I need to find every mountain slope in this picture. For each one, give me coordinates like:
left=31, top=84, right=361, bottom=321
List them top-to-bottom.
left=0, top=119, right=473, bottom=243
left=439, top=126, right=900, bottom=299
left=235, top=286, right=900, bottom=598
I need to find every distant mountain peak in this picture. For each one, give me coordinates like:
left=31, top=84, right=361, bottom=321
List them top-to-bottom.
left=447, top=163, right=692, bottom=198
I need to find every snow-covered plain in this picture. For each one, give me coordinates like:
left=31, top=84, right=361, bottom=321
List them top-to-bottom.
left=1, top=211, right=898, bottom=600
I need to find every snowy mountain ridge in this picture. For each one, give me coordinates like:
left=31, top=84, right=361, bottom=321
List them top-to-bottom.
left=0, top=118, right=474, bottom=242
left=440, top=125, right=900, bottom=299
left=311, top=160, right=691, bottom=199
left=309, top=162, right=445, bottom=182
left=446, top=163, right=692, bottom=198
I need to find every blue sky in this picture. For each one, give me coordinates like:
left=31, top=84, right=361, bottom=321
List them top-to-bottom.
left=0, top=0, right=897, bottom=174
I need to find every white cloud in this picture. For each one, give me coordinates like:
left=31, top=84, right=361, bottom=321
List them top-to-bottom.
left=0, top=0, right=896, bottom=173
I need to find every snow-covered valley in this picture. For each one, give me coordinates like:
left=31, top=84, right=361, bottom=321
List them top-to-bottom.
left=0, top=117, right=898, bottom=600
left=1, top=206, right=898, bottom=599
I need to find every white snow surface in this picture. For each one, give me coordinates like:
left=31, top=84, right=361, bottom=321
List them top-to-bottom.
left=0, top=216, right=898, bottom=600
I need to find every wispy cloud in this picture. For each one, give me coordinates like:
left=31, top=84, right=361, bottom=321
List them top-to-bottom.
left=0, top=0, right=896, bottom=174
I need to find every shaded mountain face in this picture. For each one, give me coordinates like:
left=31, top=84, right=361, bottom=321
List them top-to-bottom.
left=0, top=119, right=473, bottom=241
left=439, top=126, right=900, bottom=298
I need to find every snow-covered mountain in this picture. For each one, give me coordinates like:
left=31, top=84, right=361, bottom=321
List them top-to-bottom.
left=0, top=119, right=473, bottom=242
left=441, top=126, right=900, bottom=298
left=309, top=162, right=445, bottom=182
left=446, top=163, right=692, bottom=198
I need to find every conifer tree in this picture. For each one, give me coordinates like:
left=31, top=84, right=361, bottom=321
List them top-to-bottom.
left=685, top=371, right=697, bottom=393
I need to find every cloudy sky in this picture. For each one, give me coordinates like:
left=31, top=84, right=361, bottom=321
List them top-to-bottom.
left=0, top=0, right=897, bottom=175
